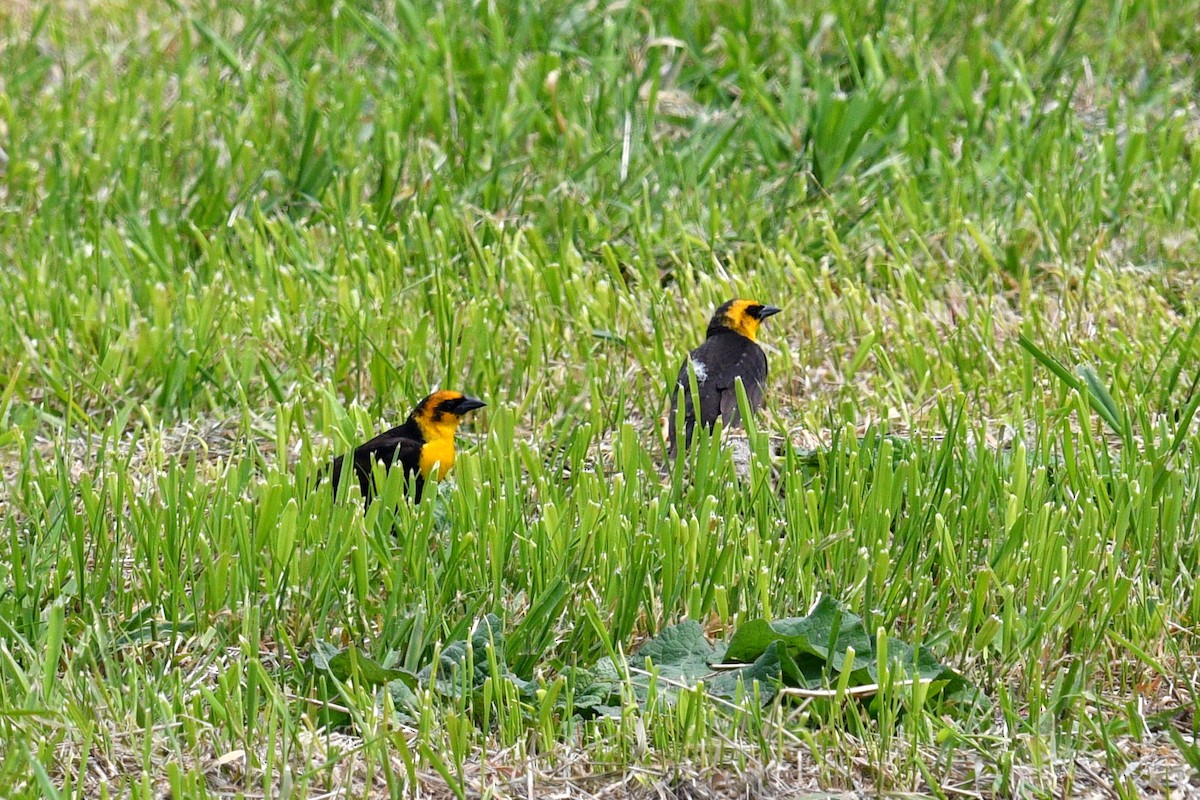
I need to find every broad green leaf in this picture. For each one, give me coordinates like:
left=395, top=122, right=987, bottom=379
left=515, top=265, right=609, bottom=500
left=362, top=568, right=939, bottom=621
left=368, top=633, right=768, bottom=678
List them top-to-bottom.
left=725, top=595, right=872, bottom=674
left=724, top=596, right=979, bottom=701
left=418, top=614, right=535, bottom=698
left=634, top=621, right=715, bottom=680
left=310, top=641, right=419, bottom=689
left=707, top=641, right=783, bottom=702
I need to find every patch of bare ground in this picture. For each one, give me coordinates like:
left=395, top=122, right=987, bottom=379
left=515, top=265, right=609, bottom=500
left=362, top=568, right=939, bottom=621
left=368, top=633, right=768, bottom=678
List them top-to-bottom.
left=38, top=711, right=1200, bottom=799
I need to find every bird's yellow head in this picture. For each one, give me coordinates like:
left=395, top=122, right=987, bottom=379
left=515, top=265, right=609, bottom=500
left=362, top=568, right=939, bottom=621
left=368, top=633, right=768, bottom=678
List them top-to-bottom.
left=708, top=299, right=782, bottom=341
left=409, top=390, right=486, bottom=480
left=410, top=390, right=487, bottom=439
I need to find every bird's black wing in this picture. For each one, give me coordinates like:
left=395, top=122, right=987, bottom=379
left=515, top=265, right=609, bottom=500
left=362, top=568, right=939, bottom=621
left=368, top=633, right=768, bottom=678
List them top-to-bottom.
left=669, top=335, right=764, bottom=452
left=713, top=342, right=768, bottom=428
left=668, top=347, right=714, bottom=453
left=331, top=431, right=424, bottom=502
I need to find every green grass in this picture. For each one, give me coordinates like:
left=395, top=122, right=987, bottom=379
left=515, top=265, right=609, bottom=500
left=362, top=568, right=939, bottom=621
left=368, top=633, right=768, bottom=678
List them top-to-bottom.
left=2, top=0, right=1200, bottom=796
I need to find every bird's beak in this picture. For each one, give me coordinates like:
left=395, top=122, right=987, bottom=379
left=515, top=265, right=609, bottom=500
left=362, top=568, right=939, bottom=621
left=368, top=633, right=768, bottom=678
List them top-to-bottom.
left=758, top=305, right=782, bottom=320
left=455, top=396, right=487, bottom=414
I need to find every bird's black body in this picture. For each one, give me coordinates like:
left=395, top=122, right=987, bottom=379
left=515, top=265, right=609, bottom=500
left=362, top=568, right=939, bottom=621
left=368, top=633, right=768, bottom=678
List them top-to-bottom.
left=668, top=299, right=780, bottom=455
left=331, top=418, right=428, bottom=502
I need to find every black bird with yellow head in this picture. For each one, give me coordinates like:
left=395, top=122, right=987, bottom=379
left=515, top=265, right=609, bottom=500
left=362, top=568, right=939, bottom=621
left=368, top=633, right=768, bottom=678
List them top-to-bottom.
left=668, top=299, right=781, bottom=456
left=331, top=390, right=486, bottom=504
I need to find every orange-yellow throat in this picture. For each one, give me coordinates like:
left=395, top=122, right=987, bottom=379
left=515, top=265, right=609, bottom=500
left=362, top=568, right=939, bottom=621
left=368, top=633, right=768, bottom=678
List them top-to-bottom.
left=722, top=299, right=763, bottom=340
left=416, top=418, right=460, bottom=480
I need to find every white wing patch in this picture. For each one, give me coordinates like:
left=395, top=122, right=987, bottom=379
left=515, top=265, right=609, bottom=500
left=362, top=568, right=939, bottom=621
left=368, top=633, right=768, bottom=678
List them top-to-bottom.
left=689, top=358, right=708, bottom=384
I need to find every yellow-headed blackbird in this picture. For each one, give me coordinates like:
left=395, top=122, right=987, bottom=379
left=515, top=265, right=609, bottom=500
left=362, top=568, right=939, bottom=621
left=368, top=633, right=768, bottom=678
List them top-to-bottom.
left=668, top=299, right=781, bottom=455
left=331, top=390, right=486, bottom=503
